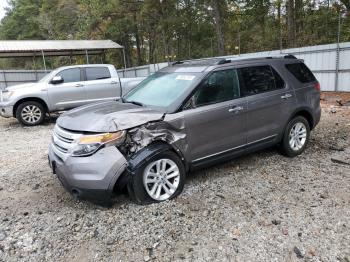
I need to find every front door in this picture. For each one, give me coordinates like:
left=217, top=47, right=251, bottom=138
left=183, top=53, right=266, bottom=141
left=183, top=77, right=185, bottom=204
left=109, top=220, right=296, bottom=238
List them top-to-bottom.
left=48, top=67, right=86, bottom=111
left=182, top=68, right=247, bottom=163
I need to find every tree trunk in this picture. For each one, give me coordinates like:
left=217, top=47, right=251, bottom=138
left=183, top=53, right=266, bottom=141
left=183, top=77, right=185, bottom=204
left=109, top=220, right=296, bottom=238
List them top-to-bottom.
left=211, top=0, right=225, bottom=56
left=286, top=0, right=296, bottom=47
left=134, top=14, right=142, bottom=66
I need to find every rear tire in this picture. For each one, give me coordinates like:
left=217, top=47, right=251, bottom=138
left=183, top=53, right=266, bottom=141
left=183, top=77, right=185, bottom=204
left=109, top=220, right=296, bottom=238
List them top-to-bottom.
left=16, top=101, right=46, bottom=126
left=281, top=116, right=310, bottom=157
left=128, top=151, right=186, bottom=205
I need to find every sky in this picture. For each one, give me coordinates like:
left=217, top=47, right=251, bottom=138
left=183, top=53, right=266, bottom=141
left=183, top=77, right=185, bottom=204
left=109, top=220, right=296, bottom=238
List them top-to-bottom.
left=0, top=0, right=10, bottom=21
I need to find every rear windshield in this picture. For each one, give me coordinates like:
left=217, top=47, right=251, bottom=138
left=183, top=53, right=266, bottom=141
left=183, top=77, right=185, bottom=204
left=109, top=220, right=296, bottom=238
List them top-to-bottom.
left=285, top=63, right=316, bottom=83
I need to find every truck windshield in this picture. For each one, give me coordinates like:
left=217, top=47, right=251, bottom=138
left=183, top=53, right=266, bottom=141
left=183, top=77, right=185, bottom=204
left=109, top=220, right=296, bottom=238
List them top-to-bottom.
left=38, top=69, right=59, bottom=83
left=123, top=72, right=199, bottom=108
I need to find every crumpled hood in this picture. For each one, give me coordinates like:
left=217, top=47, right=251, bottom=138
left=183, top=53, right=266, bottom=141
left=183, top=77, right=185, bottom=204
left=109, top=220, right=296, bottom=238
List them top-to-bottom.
left=57, top=101, right=165, bottom=132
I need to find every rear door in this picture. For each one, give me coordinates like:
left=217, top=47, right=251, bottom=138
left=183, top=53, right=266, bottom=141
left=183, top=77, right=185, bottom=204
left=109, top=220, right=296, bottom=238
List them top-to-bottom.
left=237, top=64, right=296, bottom=143
left=83, top=66, right=120, bottom=103
left=47, top=67, right=86, bottom=111
left=182, top=68, right=247, bottom=163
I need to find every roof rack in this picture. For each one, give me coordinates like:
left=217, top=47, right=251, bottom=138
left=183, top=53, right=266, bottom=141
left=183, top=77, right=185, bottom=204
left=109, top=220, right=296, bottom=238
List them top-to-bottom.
left=171, top=54, right=298, bottom=67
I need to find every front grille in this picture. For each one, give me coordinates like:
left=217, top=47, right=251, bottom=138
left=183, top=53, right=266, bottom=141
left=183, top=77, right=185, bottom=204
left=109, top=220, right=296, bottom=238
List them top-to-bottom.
left=51, top=125, right=81, bottom=160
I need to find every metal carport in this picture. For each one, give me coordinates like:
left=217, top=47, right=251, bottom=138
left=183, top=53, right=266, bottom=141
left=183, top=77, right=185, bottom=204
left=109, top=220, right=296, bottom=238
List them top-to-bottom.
left=0, top=40, right=126, bottom=70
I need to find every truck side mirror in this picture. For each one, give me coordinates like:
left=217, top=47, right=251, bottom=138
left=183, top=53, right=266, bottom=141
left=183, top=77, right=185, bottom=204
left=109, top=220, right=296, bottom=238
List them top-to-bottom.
left=50, top=76, right=63, bottom=84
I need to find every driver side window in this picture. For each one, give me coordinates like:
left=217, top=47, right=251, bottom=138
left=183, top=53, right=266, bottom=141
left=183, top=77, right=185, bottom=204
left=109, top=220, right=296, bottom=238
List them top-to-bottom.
left=56, top=68, right=81, bottom=83
left=185, top=69, right=240, bottom=109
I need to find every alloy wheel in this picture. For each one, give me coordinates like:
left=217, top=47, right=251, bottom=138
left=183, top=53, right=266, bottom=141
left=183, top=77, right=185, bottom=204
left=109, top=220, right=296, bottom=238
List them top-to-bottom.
left=21, top=105, right=42, bottom=124
left=289, top=122, right=307, bottom=151
left=143, top=158, right=180, bottom=201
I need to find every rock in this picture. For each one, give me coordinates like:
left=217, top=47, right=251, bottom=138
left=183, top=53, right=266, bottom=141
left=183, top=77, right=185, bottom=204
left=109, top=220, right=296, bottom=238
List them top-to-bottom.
left=32, top=184, right=40, bottom=190
left=23, top=212, right=29, bottom=216
left=56, top=217, right=63, bottom=222
left=272, top=219, right=281, bottom=225
left=282, top=228, right=289, bottom=235
left=0, top=230, right=7, bottom=241
left=106, top=239, right=115, bottom=245
left=293, top=247, right=304, bottom=259
left=143, top=255, right=151, bottom=261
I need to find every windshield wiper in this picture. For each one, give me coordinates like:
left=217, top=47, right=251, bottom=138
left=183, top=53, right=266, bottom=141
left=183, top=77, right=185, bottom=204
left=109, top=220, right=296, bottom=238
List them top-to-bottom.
left=121, top=99, right=144, bottom=106
left=127, top=100, right=144, bottom=106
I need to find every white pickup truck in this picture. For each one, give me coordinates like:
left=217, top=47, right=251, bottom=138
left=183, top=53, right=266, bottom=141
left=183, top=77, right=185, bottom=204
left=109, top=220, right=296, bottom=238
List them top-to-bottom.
left=0, top=64, right=144, bottom=125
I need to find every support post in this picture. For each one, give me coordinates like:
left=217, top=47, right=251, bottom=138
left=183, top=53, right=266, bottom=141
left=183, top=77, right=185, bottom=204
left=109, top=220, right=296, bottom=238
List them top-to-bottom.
left=335, top=11, right=342, bottom=92
left=122, top=47, right=127, bottom=69
left=41, top=50, right=47, bottom=71
left=85, top=50, right=89, bottom=64
left=3, top=70, right=7, bottom=88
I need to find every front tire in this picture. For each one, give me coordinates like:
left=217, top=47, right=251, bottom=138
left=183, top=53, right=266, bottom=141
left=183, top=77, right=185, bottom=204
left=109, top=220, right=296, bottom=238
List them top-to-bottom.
left=16, top=101, right=46, bottom=126
left=281, top=116, right=310, bottom=157
left=128, top=151, right=186, bottom=205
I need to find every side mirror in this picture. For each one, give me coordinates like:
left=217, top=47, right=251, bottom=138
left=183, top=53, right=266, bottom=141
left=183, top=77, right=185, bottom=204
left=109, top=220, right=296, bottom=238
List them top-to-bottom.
left=50, top=76, right=63, bottom=84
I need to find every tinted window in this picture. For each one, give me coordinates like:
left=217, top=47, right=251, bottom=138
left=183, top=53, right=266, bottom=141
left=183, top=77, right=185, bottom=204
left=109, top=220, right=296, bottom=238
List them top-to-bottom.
left=285, top=63, right=316, bottom=83
left=238, top=65, right=282, bottom=96
left=86, top=67, right=111, bottom=81
left=271, top=67, right=285, bottom=89
left=56, top=68, right=81, bottom=83
left=192, top=69, right=240, bottom=107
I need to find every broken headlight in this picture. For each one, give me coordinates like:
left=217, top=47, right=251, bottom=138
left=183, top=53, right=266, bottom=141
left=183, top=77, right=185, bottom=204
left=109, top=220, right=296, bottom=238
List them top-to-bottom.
left=71, top=131, right=126, bottom=156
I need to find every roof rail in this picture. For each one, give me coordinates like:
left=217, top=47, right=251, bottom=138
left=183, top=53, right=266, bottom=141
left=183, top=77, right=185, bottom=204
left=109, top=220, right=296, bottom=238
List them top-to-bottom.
left=284, top=54, right=297, bottom=59
left=216, top=59, right=232, bottom=65
left=172, top=61, right=184, bottom=65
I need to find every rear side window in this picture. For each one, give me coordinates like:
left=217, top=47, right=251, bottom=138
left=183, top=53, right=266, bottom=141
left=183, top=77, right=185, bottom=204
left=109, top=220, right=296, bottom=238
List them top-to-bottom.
left=285, top=63, right=316, bottom=83
left=238, top=65, right=284, bottom=96
left=85, top=67, right=111, bottom=81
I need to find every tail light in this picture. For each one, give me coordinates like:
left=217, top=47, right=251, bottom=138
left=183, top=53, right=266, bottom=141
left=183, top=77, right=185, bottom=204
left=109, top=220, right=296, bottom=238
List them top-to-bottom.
left=314, top=82, right=320, bottom=91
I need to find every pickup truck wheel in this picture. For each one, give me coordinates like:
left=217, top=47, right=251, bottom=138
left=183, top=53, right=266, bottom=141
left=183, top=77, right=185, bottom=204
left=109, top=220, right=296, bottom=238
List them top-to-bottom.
left=16, top=101, right=46, bottom=126
left=281, top=116, right=310, bottom=157
left=128, top=151, right=186, bottom=205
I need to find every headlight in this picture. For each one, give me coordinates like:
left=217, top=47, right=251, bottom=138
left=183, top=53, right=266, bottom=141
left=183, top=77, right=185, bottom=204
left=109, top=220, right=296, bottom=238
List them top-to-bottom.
left=1, top=91, right=14, bottom=101
left=71, top=131, right=126, bottom=156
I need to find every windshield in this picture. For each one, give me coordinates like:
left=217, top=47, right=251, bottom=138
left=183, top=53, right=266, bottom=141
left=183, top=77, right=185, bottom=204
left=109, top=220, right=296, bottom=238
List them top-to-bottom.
left=38, top=69, right=59, bottom=83
left=124, top=72, right=199, bottom=108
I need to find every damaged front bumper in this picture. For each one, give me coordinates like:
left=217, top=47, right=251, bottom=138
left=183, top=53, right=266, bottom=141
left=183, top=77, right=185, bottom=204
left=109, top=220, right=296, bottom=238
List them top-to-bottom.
left=48, top=144, right=128, bottom=205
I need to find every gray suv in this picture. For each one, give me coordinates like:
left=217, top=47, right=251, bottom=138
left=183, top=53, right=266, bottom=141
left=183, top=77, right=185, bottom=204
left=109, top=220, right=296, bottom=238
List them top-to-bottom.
left=48, top=56, right=321, bottom=205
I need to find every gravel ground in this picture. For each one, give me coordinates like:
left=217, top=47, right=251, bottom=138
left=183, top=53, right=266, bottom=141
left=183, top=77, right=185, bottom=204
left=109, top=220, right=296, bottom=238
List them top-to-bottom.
left=0, top=106, right=349, bottom=262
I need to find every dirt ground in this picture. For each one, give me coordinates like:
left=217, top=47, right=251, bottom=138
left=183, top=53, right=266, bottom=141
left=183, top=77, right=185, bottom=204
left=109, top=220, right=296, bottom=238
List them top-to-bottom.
left=0, top=102, right=349, bottom=261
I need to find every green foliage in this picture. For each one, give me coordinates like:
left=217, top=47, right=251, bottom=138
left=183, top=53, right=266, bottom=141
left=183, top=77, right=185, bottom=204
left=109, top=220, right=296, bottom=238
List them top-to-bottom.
left=0, top=0, right=349, bottom=69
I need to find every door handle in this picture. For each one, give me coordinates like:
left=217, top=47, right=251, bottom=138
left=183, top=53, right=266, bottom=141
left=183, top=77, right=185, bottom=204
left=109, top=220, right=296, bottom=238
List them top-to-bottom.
left=75, top=83, right=84, bottom=87
left=281, top=93, right=292, bottom=99
left=228, top=106, right=243, bottom=113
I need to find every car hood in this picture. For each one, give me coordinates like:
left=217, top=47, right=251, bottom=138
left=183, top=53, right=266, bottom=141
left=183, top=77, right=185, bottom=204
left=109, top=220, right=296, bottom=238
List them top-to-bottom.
left=6, top=82, right=42, bottom=91
left=57, top=101, right=165, bottom=133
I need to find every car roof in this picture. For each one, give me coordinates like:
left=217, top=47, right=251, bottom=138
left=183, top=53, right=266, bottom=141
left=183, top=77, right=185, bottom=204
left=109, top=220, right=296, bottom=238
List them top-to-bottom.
left=56, top=64, right=113, bottom=70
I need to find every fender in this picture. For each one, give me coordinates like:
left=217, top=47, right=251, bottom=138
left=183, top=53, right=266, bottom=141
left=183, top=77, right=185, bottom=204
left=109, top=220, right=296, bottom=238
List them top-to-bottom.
left=112, top=142, right=173, bottom=191
left=127, top=142, right=173, bottom=172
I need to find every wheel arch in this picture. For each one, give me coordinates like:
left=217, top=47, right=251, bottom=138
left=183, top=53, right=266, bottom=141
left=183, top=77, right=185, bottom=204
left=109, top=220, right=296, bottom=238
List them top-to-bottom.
left=13, top=97, right=48, bottom=117
left=288, top=107, right=314, bottom=130
left=113, top=141, right=188, bottom=192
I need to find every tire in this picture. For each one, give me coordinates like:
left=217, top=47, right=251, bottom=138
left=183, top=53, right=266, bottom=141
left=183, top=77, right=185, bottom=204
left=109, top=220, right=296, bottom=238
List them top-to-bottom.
left=16, top=101, right=46, bottom=126
left=281, top=116, right=310, bottom=157
left=128, top=151, right=186, bottom=205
